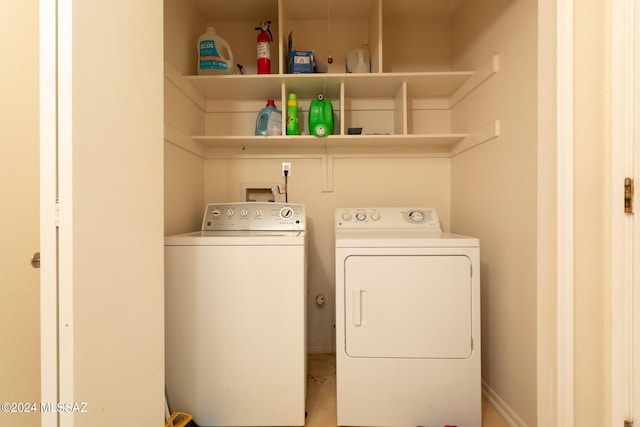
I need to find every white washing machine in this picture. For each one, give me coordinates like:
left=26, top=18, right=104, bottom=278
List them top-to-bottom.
left=165, top=202, right=307, bottom=427
left=335, top=207, right=481, bottom=427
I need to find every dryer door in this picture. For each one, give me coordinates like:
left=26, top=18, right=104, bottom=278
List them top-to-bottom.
left=344, top=255, right=473, bottom=359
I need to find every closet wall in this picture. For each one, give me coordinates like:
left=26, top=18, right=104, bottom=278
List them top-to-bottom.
left=163, top=0, right=539, bottom=425
left=164, top=0, right=206, bottom=235
left=451, top=0, right=538, bottom=425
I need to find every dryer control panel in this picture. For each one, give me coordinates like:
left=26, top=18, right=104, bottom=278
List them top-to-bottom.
left=202, top=202, right=305, bottom=231
left=335, top=207, right=441, bottom=231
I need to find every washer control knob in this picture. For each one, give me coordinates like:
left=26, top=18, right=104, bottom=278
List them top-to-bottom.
left=280, top=207, right=294, bottom=219
left=226, top=208, right=235, bottom=217
left=240, top=208, right=248, bottom=218
left=254, top=208, right=262, bottom=217
left=211, top=209, right=221, bottom=217
left=408, top=210, right=425, bottom=223
left=341, top=212, right=352, bottom=221
left=355, top=212, right=367, bottom=221
left=370, top=212, right=381, bottom=221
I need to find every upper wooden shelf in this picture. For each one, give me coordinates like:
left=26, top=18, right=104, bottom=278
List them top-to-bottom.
left=185, top=72, right=474, bottom=100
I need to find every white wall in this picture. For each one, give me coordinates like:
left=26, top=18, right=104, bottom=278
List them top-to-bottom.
left=0, top=0, right=40, bottom=425
left=161, top=0, right=542, bottom=421
left=162, top=0, right=457, bottom=353
left=164, top=0, right=207, bottom=234
left=164, top=0, right=203, bottom=75
left=451, top=0, right=538, bottom=425
left=164, top=1, right=610, bottom=424
left=451, top=1, right=611, bottom=426
left=203, top=156, right=452, bottom=352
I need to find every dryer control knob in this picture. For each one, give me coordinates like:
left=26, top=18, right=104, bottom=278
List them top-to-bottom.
left=408, top=210, right=425, bottom=223
left=341, top=212, right=352, bottom=221
left=355, top=212, right=367, bottom=221
left=371, top=212, right=381, bottom=221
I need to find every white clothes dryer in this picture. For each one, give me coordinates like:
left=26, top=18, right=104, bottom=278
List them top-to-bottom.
left=165, top=202, right=307, bottom=427
left=335, top=207, right=481, bottom=427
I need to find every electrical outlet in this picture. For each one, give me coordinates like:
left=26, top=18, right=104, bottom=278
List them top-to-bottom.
left=282, top=162, right=291, bottom=176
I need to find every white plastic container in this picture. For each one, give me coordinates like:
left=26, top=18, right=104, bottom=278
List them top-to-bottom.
left=197, top=27, right=235, bottom=75
left=346, top=47, right=371, bottom=73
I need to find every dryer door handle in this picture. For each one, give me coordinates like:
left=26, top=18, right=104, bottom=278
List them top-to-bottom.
left=353, top=288, right=362, bottom=327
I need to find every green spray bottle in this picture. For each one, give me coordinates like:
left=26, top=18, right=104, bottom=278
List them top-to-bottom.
left=286, top=93, right=299, bottom=135
left=308, top=94, right=334, bottom=137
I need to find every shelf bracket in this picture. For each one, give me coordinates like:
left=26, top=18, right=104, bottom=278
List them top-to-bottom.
left=450, top=54, right=500, bottom=108
left=164, top=60, right=207, bottom=111
left=450, top=120, right=501, bottom=157
left=165, top=124, right=206, bottom=158
left=321, top=154, right=334, bottom=192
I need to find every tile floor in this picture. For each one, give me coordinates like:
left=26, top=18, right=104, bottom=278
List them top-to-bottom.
left=305, top=354, right=509, bottom=427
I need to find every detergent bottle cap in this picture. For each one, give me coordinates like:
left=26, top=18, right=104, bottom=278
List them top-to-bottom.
left=287, top=93, right=297, bottom=105
left=266, top=99, right=276, bottom=107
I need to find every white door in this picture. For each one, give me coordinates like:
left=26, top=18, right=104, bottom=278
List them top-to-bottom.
left=39, top=0, right=165, bottom=425
left=611, top=0, right=639, bottom=424
left=635, top=0, right=640, bottom=419
left=0, top=1, right=40, bottom=426
left=344, top=254, right=473, bottom=359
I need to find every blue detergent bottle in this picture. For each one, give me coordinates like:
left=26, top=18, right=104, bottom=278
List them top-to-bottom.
left=255, top=100, right=282, bottom=136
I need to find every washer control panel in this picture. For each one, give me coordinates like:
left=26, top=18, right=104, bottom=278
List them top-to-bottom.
left=202, top=202, right=305, bottom=231
left=335, top=207, right=441, bottom=230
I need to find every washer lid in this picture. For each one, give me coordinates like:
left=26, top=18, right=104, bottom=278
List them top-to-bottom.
left=165, top=230, right=306, bottom=246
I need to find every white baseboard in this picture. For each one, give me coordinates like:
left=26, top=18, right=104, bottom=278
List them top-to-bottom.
left=482, top=380, right=529, bottom=427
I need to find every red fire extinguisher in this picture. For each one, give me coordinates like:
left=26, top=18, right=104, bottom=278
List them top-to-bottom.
left=256, top=21, right=273, bottom=74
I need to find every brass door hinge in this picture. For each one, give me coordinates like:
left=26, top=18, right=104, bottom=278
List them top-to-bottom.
left=625, top=178, right=634, bottom=214
left=625, top=419, right=634, bottom=427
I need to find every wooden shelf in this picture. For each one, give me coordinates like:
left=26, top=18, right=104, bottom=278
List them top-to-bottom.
left=164, top=0, right=501, bottom=195
left=165, top=53, right=499, bottom=157
left=185, top=72, right=474, bottom=100
left=166, top=120, right=499, bottom=159
left=191, top=133, right=468, bottom=148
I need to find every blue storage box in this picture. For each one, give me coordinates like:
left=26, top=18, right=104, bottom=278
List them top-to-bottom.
left=289, top=51, right=314, bottom=74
